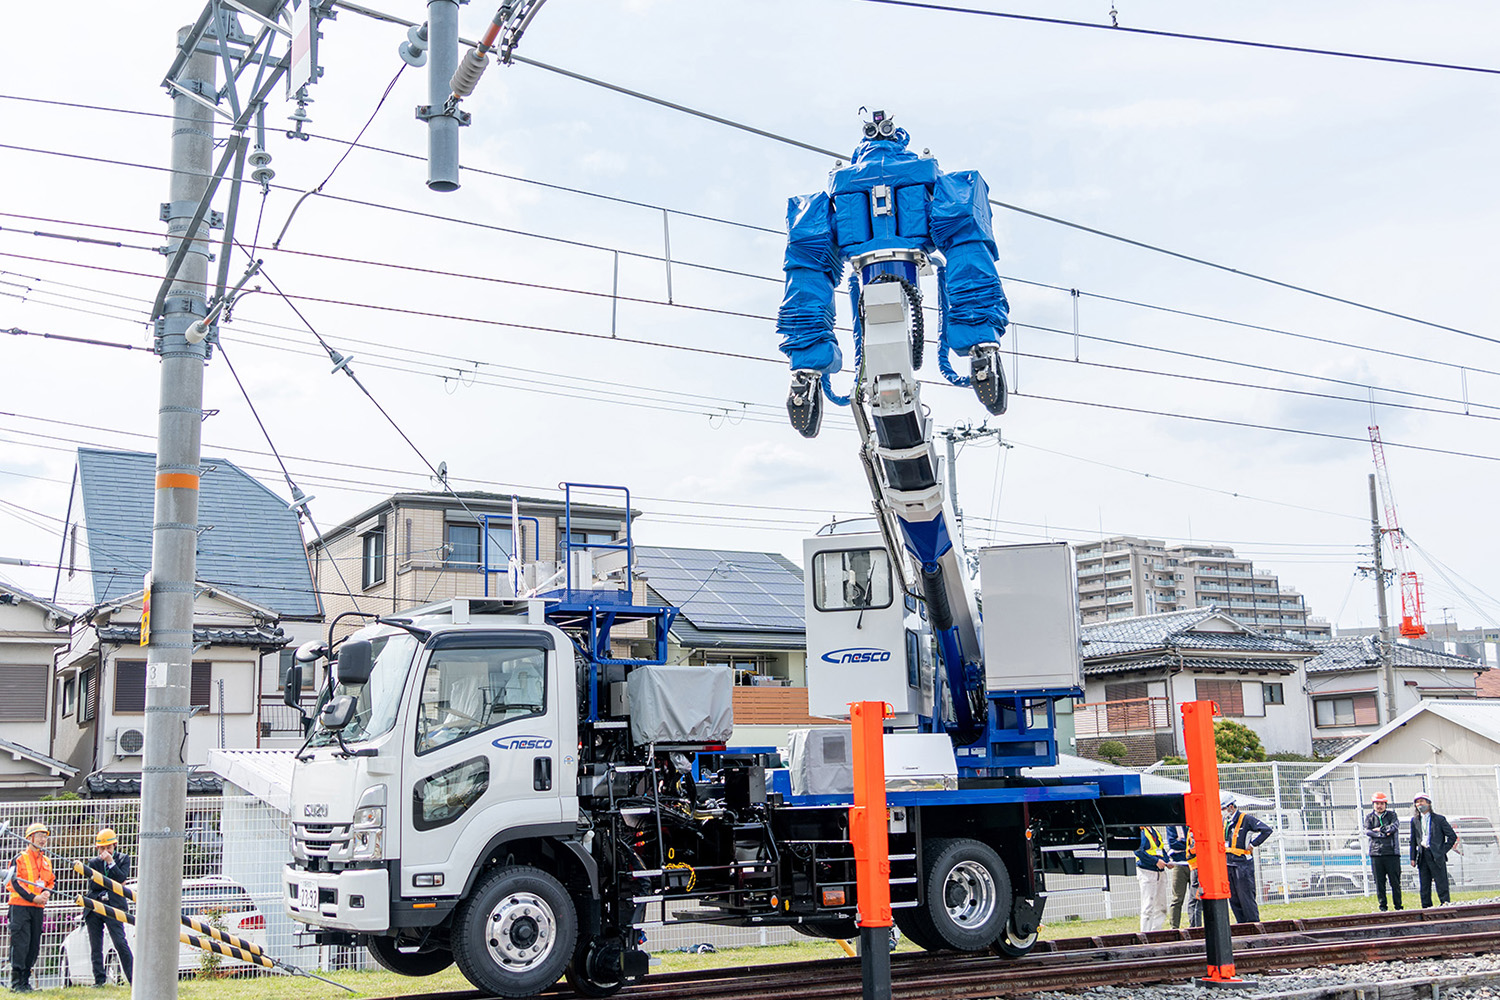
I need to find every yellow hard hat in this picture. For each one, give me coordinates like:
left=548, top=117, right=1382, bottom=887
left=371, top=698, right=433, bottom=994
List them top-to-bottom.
left=23, top=822, right=49, bottom=839
left=95, top=828, right=118, bottom=848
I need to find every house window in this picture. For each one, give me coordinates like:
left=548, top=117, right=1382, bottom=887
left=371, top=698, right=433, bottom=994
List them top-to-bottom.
left=446, top=523, right=481, bottom=568
left=362, top=525, right=386, bottom=589
left=558, top=529, right=615, bottom=561
left=114, top=661, right=213, bottom=713
left=0, top=664, right=48, bottom=722
left=80, top=667, right=97, bottom=722
left=61, top=676, right=77, bottom=718
left=1194, top=678, right=1244, bottom=716
left=1104, top=681, right=1152, bottom=731
left=1263, top=682, right=1285, bottom=706
left=1313, top=693, right=1379, bottom=728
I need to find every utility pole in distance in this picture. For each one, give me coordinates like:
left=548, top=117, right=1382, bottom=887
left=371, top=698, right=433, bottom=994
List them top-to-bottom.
left=136, top=25, right=216, bottom=1000
left=940, top=423, right=1007, bottom=566
left=1367, top=474, right=1398, bottom=723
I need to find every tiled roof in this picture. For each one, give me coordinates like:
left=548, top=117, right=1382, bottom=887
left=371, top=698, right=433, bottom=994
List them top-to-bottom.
left=75, top=448, right=319, bottom=618
left=637, top=546, right=804, bottom=636
left=0, top=581, right=72, bottom=621
left=1081, top=607, right=1318, bottom=660
left=96, top=623, right=287, bottom=648
left=1305, top=635, right=1488, bottom=675
left=1084, top=654, right=1302, bottom=677
left=0, top=737, right=77, bottom=776
left=85, top=770, right=223, bottom=796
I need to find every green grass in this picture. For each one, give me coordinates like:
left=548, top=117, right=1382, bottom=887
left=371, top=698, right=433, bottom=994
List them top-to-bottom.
left=26, top=890, right=1493, bottom=998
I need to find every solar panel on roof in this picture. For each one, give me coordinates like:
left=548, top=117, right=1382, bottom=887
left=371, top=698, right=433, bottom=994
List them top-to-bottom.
left=635, top=547, right=805, bottom=631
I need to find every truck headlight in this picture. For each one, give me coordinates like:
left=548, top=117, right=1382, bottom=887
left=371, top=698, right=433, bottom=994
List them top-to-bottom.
left=351, top=805, right=384, bottom=860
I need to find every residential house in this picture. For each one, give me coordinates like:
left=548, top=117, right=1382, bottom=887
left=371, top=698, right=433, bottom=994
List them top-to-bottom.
left=57, top=446, right=321, bottom=753
left=306, top=490, right=638, bottom=628
left=1074, top=537, right=1330, bottom=640
left=635, top=545, right=828, bottom=748
left=0, top=582, right=77, bottom=797
left=53, top=586, right=288, bottom=794
left=1077, top=607, right=1319, bottom=765
left=1302, top=636, right=1489, bottom=757
left=1306, top=699, right=1500, bottom=773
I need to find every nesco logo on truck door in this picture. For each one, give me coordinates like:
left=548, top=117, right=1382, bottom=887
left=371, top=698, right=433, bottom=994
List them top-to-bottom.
left=821, top=647, right=893, bottom=664
left=492, top=735, right=554, bottom=750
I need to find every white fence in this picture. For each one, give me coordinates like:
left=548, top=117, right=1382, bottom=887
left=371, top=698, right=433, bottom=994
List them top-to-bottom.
left=4, top=761, right=1493, bottom=983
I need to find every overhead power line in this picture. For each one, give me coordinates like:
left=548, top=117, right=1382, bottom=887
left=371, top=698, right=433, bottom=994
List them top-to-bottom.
left=849, top=0, right=1500, bottom=77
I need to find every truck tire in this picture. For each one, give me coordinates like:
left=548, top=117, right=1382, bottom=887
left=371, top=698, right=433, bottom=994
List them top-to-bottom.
left=915, top=838, right=1011, bottom=952
left=452, top=865, right=577, bottom=998
left=893, top=908, right=947, bottom=952
left=367, top=936, right=454, bottom=976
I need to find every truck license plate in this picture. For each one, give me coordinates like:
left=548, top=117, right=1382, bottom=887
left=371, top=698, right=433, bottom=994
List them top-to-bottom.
left=298, top=880, right=318, bottom=912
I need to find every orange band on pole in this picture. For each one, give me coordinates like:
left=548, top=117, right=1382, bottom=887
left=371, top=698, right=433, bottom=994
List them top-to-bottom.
left=155, top=473, right=200, bottom=490
left=850, top=700, right=892, bottom=928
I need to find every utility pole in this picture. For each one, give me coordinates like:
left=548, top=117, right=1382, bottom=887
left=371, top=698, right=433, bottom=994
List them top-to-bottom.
left=421, top=0, right=464, bottom=191
left=136, top=25, right=216, bottom=1000
left=939, top=423, right=1006, bottom=563
left=1368, top=474, right=1398, bottom=724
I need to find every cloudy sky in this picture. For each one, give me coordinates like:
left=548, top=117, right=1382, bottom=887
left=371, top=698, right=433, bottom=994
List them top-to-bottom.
left=3, top=1, right=1497, bottom=633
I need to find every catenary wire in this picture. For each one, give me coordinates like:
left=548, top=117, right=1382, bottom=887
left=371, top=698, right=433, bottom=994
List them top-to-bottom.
left=848, top=0, right=1500, bottom=76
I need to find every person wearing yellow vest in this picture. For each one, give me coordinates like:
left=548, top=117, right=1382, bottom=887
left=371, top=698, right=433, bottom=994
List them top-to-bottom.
left=1222, top=795, right=1273, bottom=923
left=7, top=822, right=55, bottom=993
left=1135, top=825, right=1174, bottom=931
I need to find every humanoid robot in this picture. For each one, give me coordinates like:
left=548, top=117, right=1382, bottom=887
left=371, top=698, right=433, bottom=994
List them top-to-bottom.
left=775, top=110, right=1009, bottom=437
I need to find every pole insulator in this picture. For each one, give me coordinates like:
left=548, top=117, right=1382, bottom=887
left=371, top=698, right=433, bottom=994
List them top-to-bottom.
left=450, top=48, right=489, bottom=98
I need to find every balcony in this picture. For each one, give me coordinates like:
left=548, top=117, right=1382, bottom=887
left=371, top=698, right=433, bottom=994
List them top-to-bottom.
left=259, top=695, right=316, bottom=748
left=1075, top=696, right=1173, bottom=738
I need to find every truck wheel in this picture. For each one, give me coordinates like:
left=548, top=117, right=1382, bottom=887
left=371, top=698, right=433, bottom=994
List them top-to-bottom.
left=918, top=838, right=1011, bottom=951
left=453, top=866, right=577, bottom=998
left=893, top=909, right=947, bottom=952
left=992, top=917, right=1038, bottom=958
left=367, top=935, right=454, bottom=976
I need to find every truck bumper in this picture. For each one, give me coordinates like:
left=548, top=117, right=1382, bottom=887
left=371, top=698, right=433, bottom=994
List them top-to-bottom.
left=284, top=865, right=391, bottom=933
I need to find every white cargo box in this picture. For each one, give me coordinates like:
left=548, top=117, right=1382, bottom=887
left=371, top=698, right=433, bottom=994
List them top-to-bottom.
left=978, top=542, right=1083, bottom=692
left=786, top=729, right=957, bottom=796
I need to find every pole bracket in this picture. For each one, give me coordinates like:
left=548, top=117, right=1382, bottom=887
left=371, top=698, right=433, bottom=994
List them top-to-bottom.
left=415, top=103, right=472, bottom=126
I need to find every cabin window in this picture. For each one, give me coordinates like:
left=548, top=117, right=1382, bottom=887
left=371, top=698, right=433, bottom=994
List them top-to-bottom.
left=812, top=548, right=893, bottom=612
left=415, top=646, right=547, bottom=755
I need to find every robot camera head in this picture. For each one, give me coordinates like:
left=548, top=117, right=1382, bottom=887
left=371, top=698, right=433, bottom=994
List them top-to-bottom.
left=860, top=108, right=897, bottom=140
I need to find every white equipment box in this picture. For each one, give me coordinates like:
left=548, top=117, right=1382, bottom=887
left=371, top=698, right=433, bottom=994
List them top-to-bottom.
left=978, top=542, right=1083, bottom=692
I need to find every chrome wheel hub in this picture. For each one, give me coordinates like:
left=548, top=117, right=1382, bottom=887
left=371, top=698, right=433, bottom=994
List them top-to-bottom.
left=943, top=860, right=997, bottom=929
left=485, top=891, right=556, bottom=972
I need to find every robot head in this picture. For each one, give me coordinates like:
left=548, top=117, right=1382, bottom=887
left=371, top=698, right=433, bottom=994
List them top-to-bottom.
left=861, top=108, right=897, bottom=140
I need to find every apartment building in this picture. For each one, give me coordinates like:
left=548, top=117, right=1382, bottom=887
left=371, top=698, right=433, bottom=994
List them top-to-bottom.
left=1074, top=536, right=1330, bottom=641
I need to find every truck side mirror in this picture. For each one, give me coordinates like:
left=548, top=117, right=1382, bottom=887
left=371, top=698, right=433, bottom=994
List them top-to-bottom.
left=294, top=639, right=329, bottom=663
left=336, top=639, right=374, bottom=686
left=283, top=661, right=304, bottom=710
left=319, top=694, right=358, bottom=731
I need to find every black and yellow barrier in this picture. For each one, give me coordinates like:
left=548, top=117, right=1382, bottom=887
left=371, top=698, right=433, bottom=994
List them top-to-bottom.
left=74, top=861, right=272, bottom=961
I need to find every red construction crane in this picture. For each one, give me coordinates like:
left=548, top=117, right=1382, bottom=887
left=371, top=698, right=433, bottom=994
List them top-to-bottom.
left=1369, top=425, right=1427, bottom=638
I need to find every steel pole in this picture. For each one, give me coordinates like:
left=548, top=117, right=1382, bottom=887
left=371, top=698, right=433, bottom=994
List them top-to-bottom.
left=426, top=0, right=461, bottom=191
left=135, top=25, right=215, bottom=1000
left=1369, top=475, right=1397, bottom=722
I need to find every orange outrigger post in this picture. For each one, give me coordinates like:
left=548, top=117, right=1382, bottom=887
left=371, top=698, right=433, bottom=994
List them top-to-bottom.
left=1182, top=699, right=1246, bottom=986
left=850, top=700, right=894, bottom=1000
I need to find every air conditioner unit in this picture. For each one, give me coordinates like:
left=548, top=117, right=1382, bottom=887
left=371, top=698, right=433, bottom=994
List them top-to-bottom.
left=115, top=727, right=145, bottom=757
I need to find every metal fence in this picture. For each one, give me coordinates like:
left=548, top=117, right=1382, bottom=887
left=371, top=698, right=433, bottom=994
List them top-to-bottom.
left=4, top=762, right=1494, bottom=983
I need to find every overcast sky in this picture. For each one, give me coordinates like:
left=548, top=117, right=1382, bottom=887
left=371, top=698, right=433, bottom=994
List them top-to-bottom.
left=3, top=1, right=1498, bottom=634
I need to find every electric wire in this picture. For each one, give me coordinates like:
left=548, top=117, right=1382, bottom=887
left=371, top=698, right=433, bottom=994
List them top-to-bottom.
left=848, top=0, right=1500, bottom=77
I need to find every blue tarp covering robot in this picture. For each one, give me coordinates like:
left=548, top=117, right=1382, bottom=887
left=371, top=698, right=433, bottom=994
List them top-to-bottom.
left=775, top=111, right=1010, bottom=436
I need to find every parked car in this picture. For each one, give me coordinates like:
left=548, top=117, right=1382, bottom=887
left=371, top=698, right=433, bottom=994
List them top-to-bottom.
left=1261, top=861, right=1316, bottom=900
left=62, top=876, right=266, bottom=985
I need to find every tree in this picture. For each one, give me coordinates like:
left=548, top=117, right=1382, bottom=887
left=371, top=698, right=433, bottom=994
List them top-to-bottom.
left=1214, top=720, right=1265, bottom=763
left=1096, top=740, right=1129, bottom=765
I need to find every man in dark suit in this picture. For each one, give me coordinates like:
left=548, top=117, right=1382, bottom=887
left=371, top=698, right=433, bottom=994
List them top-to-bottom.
left=1408, top=793, right=1458, bottom=908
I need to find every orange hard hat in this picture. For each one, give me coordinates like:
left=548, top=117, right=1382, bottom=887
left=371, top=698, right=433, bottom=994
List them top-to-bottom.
left=1371, top=793, right=1389, bottom=803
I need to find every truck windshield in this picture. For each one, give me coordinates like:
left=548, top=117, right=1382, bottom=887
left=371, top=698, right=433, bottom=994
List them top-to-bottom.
left=308, top=633, right=419, bottom=746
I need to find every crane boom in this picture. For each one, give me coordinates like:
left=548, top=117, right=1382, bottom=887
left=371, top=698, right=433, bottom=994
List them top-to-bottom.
left=1368, top=425, right=1426, bottom=638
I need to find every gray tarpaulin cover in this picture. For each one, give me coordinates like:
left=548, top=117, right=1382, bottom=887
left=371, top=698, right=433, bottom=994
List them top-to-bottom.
left=627, top=664, right=734, bottom=745
left=788, top=727, right=854, bottom=797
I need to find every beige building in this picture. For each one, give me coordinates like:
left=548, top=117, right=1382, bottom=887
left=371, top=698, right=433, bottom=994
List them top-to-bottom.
left=1074, top=536, right=1329, bottom=641
left=0, top=582, right=77, bottom=798
left=53, top=586, right=289, bottom=794
left=1307, top=700, right=1500, bottom=773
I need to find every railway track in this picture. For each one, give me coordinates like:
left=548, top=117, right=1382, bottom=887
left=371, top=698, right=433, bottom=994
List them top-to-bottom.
left=373, top=902, right=1500, bottom=1000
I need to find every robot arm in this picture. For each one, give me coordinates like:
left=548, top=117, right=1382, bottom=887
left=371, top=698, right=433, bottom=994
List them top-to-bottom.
left=932, top=170, right=1008, bottom=413
left=776, top=192, right=845, bottom=437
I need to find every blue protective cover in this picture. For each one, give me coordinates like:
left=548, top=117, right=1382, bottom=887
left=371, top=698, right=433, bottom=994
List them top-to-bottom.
left=773, top=130, right=1008, bottom=372
left=778, top=193, right=844, bottom=373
